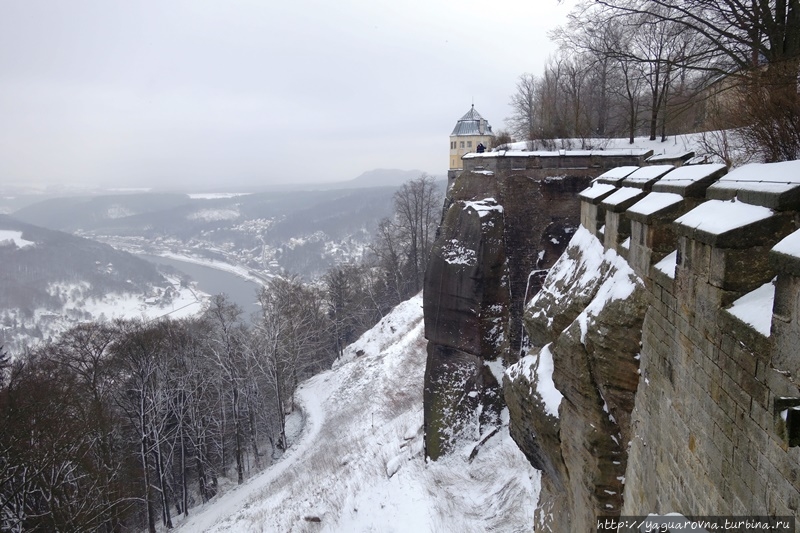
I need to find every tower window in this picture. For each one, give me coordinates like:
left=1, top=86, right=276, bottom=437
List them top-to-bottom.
left=460, top=141, right=465, bottom=149
left=467, top=141, right=472, bottom=148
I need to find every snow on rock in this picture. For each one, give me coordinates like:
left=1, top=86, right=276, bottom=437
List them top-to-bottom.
left=462, top=198, right=503, bottom=218
left=675, top=199, right=773, bottom=235
left=528, top=226, right=606, bottom=313
left=0, top=230, right=34, bottom=248
left=440, top=239, right=477, bottom=266
left=575, top=247, right=640, bottom=344
left=726, top=280, right=776, bottom=337
left=175, top=294, right=541, bottom=533
left=507, top=344, right=563, bottom=418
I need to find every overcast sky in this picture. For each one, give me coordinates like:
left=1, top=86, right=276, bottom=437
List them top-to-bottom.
left=0, top=0, right=573, bottom=190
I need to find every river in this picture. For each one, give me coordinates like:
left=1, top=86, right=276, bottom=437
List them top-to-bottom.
left=139, top=255, right=264, bottom=318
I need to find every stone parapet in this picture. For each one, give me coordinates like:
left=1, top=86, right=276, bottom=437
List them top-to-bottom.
left=461, top=150, right=652, bottom=179
left=571, top=159, right=800, bottom=522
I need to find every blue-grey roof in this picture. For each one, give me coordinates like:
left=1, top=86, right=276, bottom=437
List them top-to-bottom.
left=451, top=105, right=494, bottom=136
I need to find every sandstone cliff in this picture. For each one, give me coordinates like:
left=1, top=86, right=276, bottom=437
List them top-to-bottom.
left=422, top=169, right=591, bottom=459
left=505, top=227, right=647, bottom=530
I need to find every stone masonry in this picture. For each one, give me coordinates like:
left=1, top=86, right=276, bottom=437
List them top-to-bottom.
left=507, top=160, right=800, bottom=530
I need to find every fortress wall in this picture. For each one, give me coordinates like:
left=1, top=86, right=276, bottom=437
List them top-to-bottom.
left=577, top=168, right=800, bottom=520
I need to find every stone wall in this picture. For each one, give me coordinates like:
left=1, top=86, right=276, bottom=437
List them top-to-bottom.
left=506, top=161, right=800, bottom=530
left=620, top=195, right=800, bottom=519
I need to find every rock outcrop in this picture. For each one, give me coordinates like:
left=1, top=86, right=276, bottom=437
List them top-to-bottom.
left=422, top=169, right=592, bottom=459
left=505, top=227, right=647, bottom=530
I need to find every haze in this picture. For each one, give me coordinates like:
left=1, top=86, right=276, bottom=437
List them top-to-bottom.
left=0, top=0, right=571, bottom=191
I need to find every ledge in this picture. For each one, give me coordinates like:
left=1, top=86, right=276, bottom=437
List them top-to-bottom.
left=706, top=160, right=800, bottom=210
left=651, top=163, right=727, bottom=197
left=621, top=164, right=674, bottom=190
left=594, top=165, right=640, bottom=185
left=579, top=183, right=617, bottom=204
left=599, top=187, right=648, bottom=213
left=626, top=192, right=685, bottom=223
left=674, top=200, right=779, bottom=248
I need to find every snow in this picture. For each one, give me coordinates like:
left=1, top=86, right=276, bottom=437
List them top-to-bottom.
left=465, top=150, right=648, bottom=158
left=646, top=151, right=693, bottom=162
left=708, top=160, right=800, bottom=194
left=655, top=163, right=726, bottom=184
left=622, top=164, right=674, bottom=184
left=595, top=166, right=640, bottom=181
left=579, top=182, right=617, bottom=200
left=600, top=187, right=645, bottom=207
left=627, top=192, right=683, bottom=217
left=188, top=193, right=253, bottom=199
left=462, top=198, right=503, bottom=218
left=675, top=199, right=773, bottom=235
left=531, top=226, right=607, bottom=307
left=772, top=228, right=800, bottom=259
left=0, top=230, right=34, bottom=248
left=621, top=237, right=630, bottom=249
left=440, top=239, right=477, bottom=266
left=575, top=247, right=640, bottom=344
left=654, top=250, right=678, bottom=279
left=80, top=280, right=206, bottom=322
left=726, top=280, right=776, bottom=336
left=175, top=295, right=541, bottom=532
left=508, top=344, right=563, bottom=418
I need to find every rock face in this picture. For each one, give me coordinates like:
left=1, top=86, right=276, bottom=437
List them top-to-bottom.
left=423, top=170, right=590, bottom=459
left=505, top=227, right=647, bottom=530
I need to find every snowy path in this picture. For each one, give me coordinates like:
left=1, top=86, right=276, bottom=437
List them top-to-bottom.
left=173, top=374, right=333, bottom=532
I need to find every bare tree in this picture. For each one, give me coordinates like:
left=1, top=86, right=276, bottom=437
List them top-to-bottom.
left=507, top=73, right=539, bottom=141
left=371, top=174, right=442, bottom=310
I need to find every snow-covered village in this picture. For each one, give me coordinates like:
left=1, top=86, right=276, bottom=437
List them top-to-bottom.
left=2, top=1, right=800, bottom=532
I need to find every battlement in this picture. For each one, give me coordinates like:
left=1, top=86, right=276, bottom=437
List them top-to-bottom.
left=578, top=160, right=800, bottom=517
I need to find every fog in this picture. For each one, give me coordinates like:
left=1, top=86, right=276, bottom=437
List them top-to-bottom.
left=0, top=0, right=571, bottom=191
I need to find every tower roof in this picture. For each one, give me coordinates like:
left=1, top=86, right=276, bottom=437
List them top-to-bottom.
left=451, top=105, right=494, bottom=137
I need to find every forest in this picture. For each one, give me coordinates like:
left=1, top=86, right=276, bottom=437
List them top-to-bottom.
left=504, top=0, right=800, bottom=166
left=0, top=176, right=442, bottom=532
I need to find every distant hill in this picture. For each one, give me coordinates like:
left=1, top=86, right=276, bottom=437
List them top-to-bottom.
left=346, top=169, right=430, bottom=187
left=12, top=185, right=407, bottom=279
left=0, top=215, right=197, bottom=353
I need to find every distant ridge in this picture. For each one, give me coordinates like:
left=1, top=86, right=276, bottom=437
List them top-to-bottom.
left=347, top=168, right=429, bottom=187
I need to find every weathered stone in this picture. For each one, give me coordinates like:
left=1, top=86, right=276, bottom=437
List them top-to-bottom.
left=423, top=170, right=589, bottom=460
left=507, top=227, right=647, bottom=531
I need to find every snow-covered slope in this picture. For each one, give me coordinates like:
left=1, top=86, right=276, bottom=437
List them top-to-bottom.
left=175, top=295, right=540, bottom=532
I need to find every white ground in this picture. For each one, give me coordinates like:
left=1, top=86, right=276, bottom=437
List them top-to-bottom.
left=173, top=295, right=541, bottom=532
